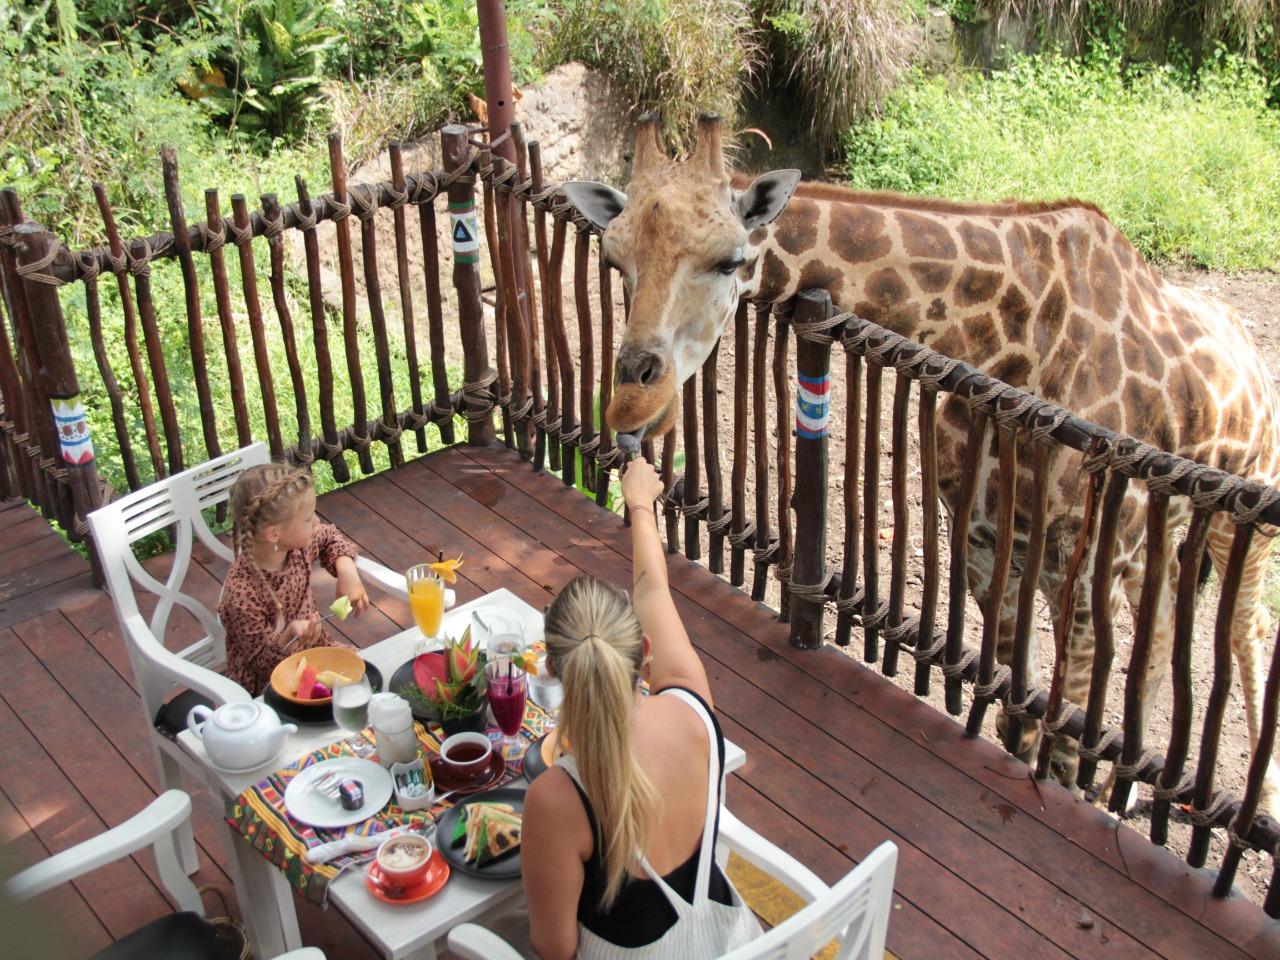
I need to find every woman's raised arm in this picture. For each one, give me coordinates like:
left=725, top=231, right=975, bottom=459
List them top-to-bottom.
left=620, top=458, right=712, bottom=704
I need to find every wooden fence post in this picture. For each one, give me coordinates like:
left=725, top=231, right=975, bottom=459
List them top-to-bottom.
left=443, top=125, right=496, bottom=446
left=12, top=222, right=105, bottom=581
left=789, top=290, right=835, bottom=649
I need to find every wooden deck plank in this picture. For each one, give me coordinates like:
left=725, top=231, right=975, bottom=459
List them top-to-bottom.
left=457, top=443, right=1264, bottom=960
left=424, top=450, right=1201, bottom=960
left=0, top=500, right=46, bottom=530
left=0, top=514, right=61, bottom=549
left=0, top=531, right=73, bottom=579
left=0, top=551, right=86, bottom=603
left=10, top=610, right=236, bottom=883
left=0, top=664, right=172, bottom=940
left=0, top=783, right=113, bottom=959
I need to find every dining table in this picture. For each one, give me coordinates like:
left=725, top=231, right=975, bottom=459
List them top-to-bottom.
left=178, top=587, right=746, bottom=960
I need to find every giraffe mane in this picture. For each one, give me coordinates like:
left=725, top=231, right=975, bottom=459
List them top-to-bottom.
left=730, top=173, right=1111, bottom=221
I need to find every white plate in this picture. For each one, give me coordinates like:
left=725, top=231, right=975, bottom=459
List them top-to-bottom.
left=283, top=757, right=394, bottom=829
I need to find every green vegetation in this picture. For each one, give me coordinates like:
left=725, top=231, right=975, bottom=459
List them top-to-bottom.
left=843, top=49, right=1280, bottom=270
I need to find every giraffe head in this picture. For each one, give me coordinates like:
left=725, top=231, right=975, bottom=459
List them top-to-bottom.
left=562, top=114, right=800, bottom=453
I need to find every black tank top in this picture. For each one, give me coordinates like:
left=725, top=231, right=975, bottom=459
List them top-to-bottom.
left=566, top=687, right=734, bottom=948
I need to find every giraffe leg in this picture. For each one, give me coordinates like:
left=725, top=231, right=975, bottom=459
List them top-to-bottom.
left=1206, top=514, right=1280, bottom=817
left=1042, top=572, right=1100, bottom=793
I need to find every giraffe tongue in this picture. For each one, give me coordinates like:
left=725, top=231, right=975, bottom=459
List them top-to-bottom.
left=615, top=423, right=649, bottom=456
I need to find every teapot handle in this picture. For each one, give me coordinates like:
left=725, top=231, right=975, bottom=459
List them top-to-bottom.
left=187, top=704, right=214, bottom=740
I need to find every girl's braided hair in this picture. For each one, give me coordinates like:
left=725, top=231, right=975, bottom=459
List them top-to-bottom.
left=229, top=463, right=314, bottom=621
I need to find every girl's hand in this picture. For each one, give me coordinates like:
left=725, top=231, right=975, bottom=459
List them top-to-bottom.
left=621, top=457, right=663, bottom=511
left=335, top=558, right=370, bottom=616
left=285, top=618, right=323, bottom=648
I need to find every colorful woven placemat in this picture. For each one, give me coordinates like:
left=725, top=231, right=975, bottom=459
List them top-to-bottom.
left=226, top=704, right=550, bottom=905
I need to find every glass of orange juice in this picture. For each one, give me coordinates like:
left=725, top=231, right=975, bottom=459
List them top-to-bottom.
left=406, top=564, right=445, bottom=647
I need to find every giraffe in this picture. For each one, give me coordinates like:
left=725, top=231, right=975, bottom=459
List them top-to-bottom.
left=562, top=113, right=1280, bottom=810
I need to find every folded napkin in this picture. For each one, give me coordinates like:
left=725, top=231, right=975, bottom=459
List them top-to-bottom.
left=226, top=704, right=550, bottom=905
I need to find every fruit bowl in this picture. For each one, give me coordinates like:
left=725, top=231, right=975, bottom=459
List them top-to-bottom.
left=270, top=647, right=366, bottom=706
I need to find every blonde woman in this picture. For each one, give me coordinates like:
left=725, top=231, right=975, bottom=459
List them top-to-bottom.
left=521, top=457, right=761, bottom=958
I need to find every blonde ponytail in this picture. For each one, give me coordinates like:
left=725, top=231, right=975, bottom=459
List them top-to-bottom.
left=545, top=575, right=660, bottom=908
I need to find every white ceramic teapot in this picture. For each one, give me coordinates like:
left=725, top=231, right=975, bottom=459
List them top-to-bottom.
left=188, top=701, right=297, bottom=772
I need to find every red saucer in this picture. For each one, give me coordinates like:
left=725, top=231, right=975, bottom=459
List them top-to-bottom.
left=429, top=750, right=506, bottom=794
left=365, top=851, right=450, bottom=904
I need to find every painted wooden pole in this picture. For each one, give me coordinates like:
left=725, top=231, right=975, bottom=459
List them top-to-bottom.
left=789, top=290, right=834, bottom=649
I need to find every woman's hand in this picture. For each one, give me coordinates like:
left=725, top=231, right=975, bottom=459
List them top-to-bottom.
left=621, top=457, right=663, bottom=511
left=335, top=556, right=370, bottom=616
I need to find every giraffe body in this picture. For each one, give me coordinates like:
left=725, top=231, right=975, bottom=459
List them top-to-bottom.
left=562, top=116, right=1280, bottom=811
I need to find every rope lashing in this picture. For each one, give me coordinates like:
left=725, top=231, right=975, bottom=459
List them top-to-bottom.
left=441, top=148, right=480, bottom=190
left=410, top=171, right=441, bottom=204
left=350, top=184, right=378, bottom=221
left=385, top=185, right=409, bottom=210
left=329, top=198, right=353, bottom=223
left=294, top=209, right=318, bottom=231
left=261, top=210, right=286, bottom=239
left=225, top=221, right=253, bottom=248
left=197, top=223, right=226, bottom=254
left=15, top=244, right=62, bottom=286
left=105, top=249, right=127, bottom=275
left=77, top=251, right=101, bottom=283
left=790, top=312, right=845, bottom=345
left=460, top=371, right=499, bottom=423
left=1030, top=403, right=1071, bottom=445
left=344, top=425, right=373, bottom=453
left=679, top=495, right=710, bottom=519
left=706, top=511, right=735, bottom=536
left=726, top=520, right=758, bottom=550
left=751, top=538, right=780, bottom=567
left=785, top=562, right=836, bottom=605
left=860, top=600, right=891, bottom=631
left=882, top=614, right=920, bottom=645
left=908, top=628, right=948, bottom=664
left=973, top=663, right=1012, bottom=701
left=1004, top=686, right=1042, bottom=719
left=1042, top=699, right=1085, bottom=735
left=1076, top=726, right=1120, bottom=764
left=1112, top=748, right=1159, bottom=782
left=1150, top=770, right=1195, bottom=802
left=1186, top=791, right=1233, bottom=828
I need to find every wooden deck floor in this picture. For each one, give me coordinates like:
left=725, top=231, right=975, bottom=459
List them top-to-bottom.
left=1, top=445, right=1278, bottom=960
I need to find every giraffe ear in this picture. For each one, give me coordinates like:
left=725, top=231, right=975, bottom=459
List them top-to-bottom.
left=735, top=170, right=802, bottom=231
left=561, top=182, right=628, bottom=232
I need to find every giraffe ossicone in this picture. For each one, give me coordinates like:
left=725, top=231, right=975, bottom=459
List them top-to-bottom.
left=564, top=113, right=1280, bottom=815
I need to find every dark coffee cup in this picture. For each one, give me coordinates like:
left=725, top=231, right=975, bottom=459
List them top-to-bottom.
left=439, top=732, right=493, bottom=782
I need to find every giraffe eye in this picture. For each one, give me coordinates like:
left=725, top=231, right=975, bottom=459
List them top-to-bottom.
left=714, top=256, right=745, bottom=276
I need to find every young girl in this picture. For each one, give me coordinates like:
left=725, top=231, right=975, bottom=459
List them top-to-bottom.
left=520, top=457, right=761, bottom=958
left=220, top=462, right=370, bottom=694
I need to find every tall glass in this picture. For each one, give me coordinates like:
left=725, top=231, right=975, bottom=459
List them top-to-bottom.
left=406, top=565, right=445, bottom=648
left=485, top=655, right=528, bottom=756
left=332, top=673, right=373, bottom=734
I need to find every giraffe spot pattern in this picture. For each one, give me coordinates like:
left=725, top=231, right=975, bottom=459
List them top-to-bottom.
left=775, top=199, right=821, bottom=256
left=830, top=205, right=891, bottom=264
left=896, top=211, right=959, bottom=260
left=958, top=221, right=1004, bottom=264
left=1007, top=222, right=1054, bottom=298
left=1058, top=225, right=1095, bottom=312
left=748, top=226, right=768, bottom=245
left=1089, top=247, right=1122, bottom=319
left=758, top=249, right=792, bottom=301
left=798, top=259, right=845, bottom=302
left=909, top=261, right=953, bottom=293
left=956, top=266, right=1003, bottom=307
left=857, top=267, right=919, bottom=334
left=1033, top=281, right=1067, bottom=357
left=997, top=285, right=1030, bottom=344
left=927, top=297, right=947, bottom=322
left=962, top=312, right=1000, bottom=359
left=1121, top=315, right=1165, bottom=381
left=1040, top=316, right=1087, bottom=400
left=932, top=326, right=966, bottom=360
left=1084, top=330, right=1123, bottom=395
left=990, top=352, right=1032, bottom=388
left=1168, top=364, right=1212, bottom=449
left=1122, top=377, right=1173, bottom=449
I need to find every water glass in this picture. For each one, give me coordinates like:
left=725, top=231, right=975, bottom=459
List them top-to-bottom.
left=332, top=673, right=373, bottom=734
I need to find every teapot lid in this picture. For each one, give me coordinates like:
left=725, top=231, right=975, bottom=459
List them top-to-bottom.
left=215, top=701, right=264, bottom=731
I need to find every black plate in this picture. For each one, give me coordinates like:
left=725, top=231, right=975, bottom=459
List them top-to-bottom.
left=262, top=661, right=382, bottom=726
left=523, top=732, right=552, bottom=783
left=436, top=786, right=526, bottom=880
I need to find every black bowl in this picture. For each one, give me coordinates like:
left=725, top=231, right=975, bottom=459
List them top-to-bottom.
left=262, top=661, right=382, bottom=726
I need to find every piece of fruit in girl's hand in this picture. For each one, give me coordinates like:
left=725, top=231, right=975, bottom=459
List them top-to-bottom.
left=428, top=554, right=464, bottom=584
left=330, top=596, right=354, bottom=620
left=296, top=665, right=318, bottom=699
left=310, top=682, right=332, bottom=700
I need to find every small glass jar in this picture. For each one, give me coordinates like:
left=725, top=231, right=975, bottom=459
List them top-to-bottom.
left=368, top=694, right=419, bottom=768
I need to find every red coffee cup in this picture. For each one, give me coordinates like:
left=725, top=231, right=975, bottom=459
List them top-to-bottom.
left=439, top=732, right=493, bottom=783
left=375, top=833, right=433, bottom=891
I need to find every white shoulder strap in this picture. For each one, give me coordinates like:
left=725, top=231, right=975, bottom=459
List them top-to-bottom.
left=656, top=688, right=721, bottom=906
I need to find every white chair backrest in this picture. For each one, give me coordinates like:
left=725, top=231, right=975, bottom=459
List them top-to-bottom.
left=87, top=444, right=269, bottom=692
left=723, top=842, right=898, bottom=960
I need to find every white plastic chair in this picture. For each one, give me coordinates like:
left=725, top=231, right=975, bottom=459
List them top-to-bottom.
left=86, top=443, right=422, bottom=874
left=4, top=789, right=324, bottom=960
left=446, top=808, right=898, bottom=960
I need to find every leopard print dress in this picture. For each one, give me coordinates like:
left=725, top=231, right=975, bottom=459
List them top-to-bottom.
left=219, top=522, right=359, bottom=694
